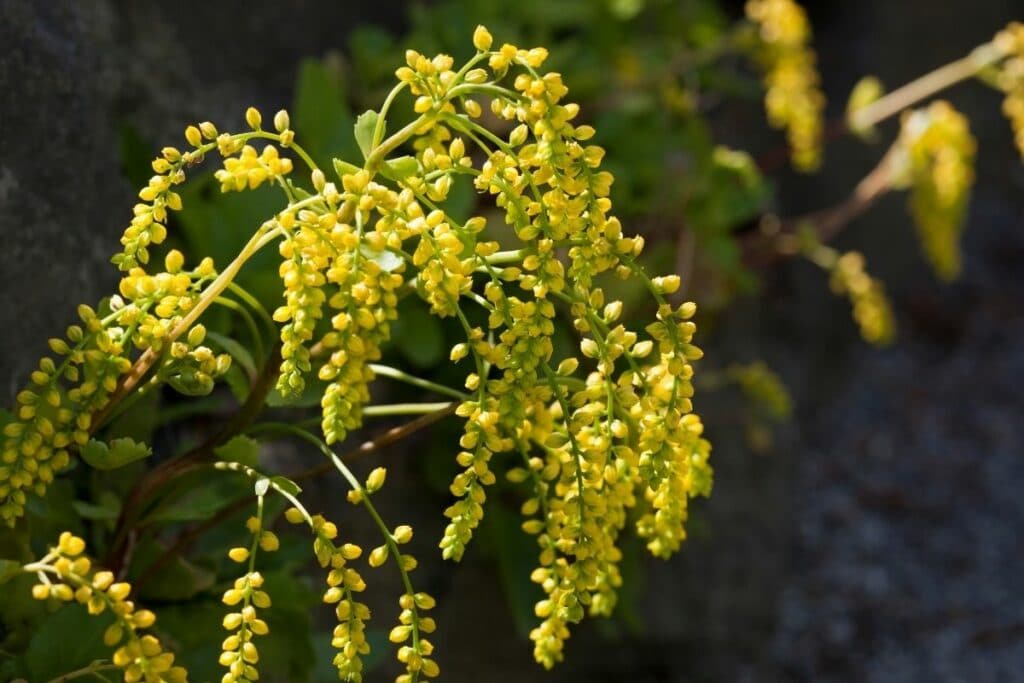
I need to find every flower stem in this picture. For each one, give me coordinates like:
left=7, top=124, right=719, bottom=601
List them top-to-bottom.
left=848, top=43, right=1004, bottom=132
left=368, top=364, right=469, bottom=401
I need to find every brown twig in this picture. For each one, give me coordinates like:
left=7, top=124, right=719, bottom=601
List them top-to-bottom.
left=743, top=143, right=898, bottom=267
left=105, top=343, right=281, bottom=573
left=291, top=401, right=458, bottom=483
left=134, top=402, right=457, bottom=587
left=134, top=494, right=253, bottom=590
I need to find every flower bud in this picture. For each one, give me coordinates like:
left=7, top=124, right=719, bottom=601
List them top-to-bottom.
left=472, top=25, right=493, bottom=52
left=245, top=107, right=262, bottom=130
left=273, top=110, right=290, bottom=133
left=366, top=467, right=387, bottom=493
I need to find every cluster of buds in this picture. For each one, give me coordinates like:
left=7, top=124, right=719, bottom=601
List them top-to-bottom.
left=746, top=0, right=825, bottom=171
left=994, top=22, right=1024, bottom=158
left=892, top=101, right=976, bottom=281
left=829, top=251, right=896, bottom=346
left=26, top=532, right=187, bottom=682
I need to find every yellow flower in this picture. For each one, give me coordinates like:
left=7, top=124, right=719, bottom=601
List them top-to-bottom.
left=746, top=0, right=825, bottom=170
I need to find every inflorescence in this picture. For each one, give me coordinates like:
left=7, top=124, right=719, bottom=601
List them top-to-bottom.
left=746, top=0, right=825, bottom=171
left=8, top=26, right=713, bottom=678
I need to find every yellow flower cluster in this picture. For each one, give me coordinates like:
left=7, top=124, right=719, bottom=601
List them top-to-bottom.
left=746, top=0, right=825, bottom=171
left=994, top=22, right=1024, bottom=158
left=7, top=26, right=715, bottom=675
left=406, top=27, right=712, bottom=669
left=893, top=101, right=976, bottom=280
left=215, top=144, right=294, bottom=193
left=315, top=179, right=406, bottom=445
left=0, top=246, right=231, bottom=524
left=829, top=251, right=896, bottom=346
left=1, top=304, right=128, bottom=523
left=161, top=323, right=233, bottom=397
left=727, top=361, right=792, bottom=420
left=285, top=507, right=371, bottom=681
left=219, top=514, right=278, bottom=683
left=26, top=532, right=187, bottom=682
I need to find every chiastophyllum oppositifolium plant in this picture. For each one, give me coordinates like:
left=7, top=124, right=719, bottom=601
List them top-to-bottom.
left=7, top=8, right=1024, bottom=681
left=1, top=26, right=711, bottom=682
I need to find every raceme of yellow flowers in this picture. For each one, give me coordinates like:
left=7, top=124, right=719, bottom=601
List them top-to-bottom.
left=745, top=0, right=825, bottom=171
left=994, top=21, right=1024, bottom=159
left=7, top=26, right=713, bottom=679
left=892, top=101, right=976, bottom=281
left=829, top=251, right=896, bottom=346
left=23, top=532, right=187, bottom=683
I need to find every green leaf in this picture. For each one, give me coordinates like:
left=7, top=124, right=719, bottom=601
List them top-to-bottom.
left=293, top=59, right=358, bottom=169
left=354, top=109, right=380, bottom=159
left=380, top=155, right=419, bottom=181
left=333, top=157, right=361, bottom=179
left=359, top=244, right=404, bottom=273
left=390, top=303, right=445, bottom=368
left=206, top=330, right=257, bottom=378
left=214, top=435, right=261, bottom=468
left=80, top=437, right=151, bottom=470
left=143, top=474, right=248, bottom=525
left=270, top=475, right=302, bottom=497
left=71, top=491, right=122, bottom=521
left=132, top=538, right=216, bottom=602
left=0, top=559, right=22, bottom=585
left=26, top=605, right=111, bottom=681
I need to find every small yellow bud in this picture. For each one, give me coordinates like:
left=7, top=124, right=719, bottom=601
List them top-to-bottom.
left=473, top=25, right=493, bottom=52
left=245, top=107, right=263, bottom=130
left=273, top=110, right=290, bottom=133
left=199, top=121, right=218, bottom=139
left=185, top=125, right=202, bottom=147
left=164, top=249, right=185, bottom=273
left=653, top=275, right=681, bottom=294
left=187, top=324, right=207, bottom=347
left=580, top=338, right=600, bottom=358
left=631, top=340, right=654, bottom=358
left=450, top=343, right=469, bottom=362
left=556, top=358, right=579, bottom=376
left=366, top=467, right=387, bottom=493
left=284, top=507, right=305, bottom=524
left=393, top=525, right=413, bottom=544
left=259, top=531, right=280, bottom=552
left=368, top=545, right=389, bottom=567
left=228, top=547, right=250, bottom=563
left=107, top=582, right=131, bottom=601
left=31, top=584, right=50, bottom=600
left=103, top=623, right=124, bottom=646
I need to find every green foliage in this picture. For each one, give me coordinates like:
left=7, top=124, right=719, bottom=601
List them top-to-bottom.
left=2, top=5, right=1022, bottom=682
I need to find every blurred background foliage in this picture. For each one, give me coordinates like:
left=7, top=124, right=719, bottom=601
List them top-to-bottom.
left=2, top=0, right=1023, bottom=681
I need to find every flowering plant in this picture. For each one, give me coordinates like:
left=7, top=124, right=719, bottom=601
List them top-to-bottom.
left=3, top=9, right=1023, bottom=682
left=2, top=26, right=709, bottom=682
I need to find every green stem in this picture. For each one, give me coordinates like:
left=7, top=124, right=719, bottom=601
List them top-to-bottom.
left=373, top=82, right=409, bottom=149
left=214, top=296, right=265, bottom=368
left=369, top=364, right=469, bottom=401
left=363, top=402, right=455, bottom=417
left=46, top=662, right=120, bottom=682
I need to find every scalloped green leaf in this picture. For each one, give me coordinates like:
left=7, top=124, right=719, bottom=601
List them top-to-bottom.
left=354, top=109, right=380, bottom=159
left=214, top=435, right=261, bottom=468
left=80, top=437, right=151, bottom=470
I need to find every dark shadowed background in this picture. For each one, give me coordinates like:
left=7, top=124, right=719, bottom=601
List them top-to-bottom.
left=1, top=0, right=1022, bottom=681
